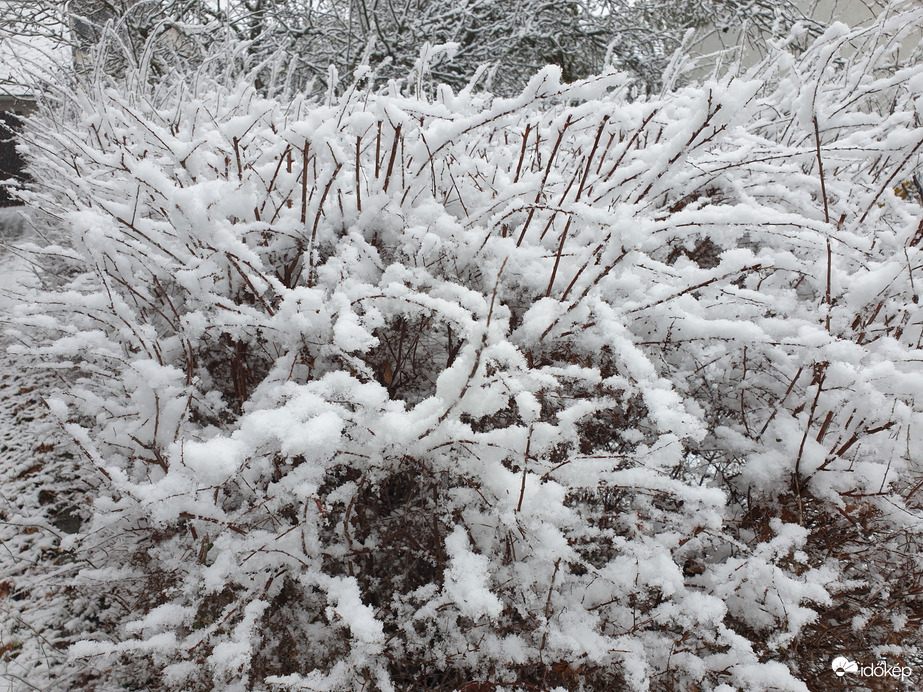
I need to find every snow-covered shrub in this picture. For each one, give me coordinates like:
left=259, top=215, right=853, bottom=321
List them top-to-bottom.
left=8, top=7, right=923, bottom=690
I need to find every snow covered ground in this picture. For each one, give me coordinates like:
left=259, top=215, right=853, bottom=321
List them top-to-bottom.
left=0, top=207, right=85, bottom=691
left=0, top=207, right=34, bottom=284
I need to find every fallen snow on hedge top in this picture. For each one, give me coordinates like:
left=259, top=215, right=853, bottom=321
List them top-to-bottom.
left=9, top=10, right=923, bottom=691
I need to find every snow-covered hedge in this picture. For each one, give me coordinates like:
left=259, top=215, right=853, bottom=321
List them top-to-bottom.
left=8, top=9, right=923, bottom=691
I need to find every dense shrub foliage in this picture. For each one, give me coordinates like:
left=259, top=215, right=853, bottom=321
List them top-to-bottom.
left=6, top=8, right=923, bottom=691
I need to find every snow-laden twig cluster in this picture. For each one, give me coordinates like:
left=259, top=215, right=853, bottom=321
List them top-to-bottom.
left=6, top=9, right=923, bottom=690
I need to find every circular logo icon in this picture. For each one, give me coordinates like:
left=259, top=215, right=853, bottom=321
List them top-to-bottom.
left=832, top=657, right=859, bottom=677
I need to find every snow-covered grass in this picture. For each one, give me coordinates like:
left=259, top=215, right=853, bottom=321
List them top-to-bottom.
left=3, top=6, right=923, bottom=691
left=0, top=208, right=94, bottom=691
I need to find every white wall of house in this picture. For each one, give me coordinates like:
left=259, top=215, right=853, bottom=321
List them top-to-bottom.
left=691, top=0, right=919, bottom=78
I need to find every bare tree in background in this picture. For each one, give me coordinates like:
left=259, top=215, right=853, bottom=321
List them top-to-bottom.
left=1, top=0, right=819, bottom=95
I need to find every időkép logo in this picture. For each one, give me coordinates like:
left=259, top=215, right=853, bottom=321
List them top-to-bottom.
left=831, top=656, right=912, bottom=681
